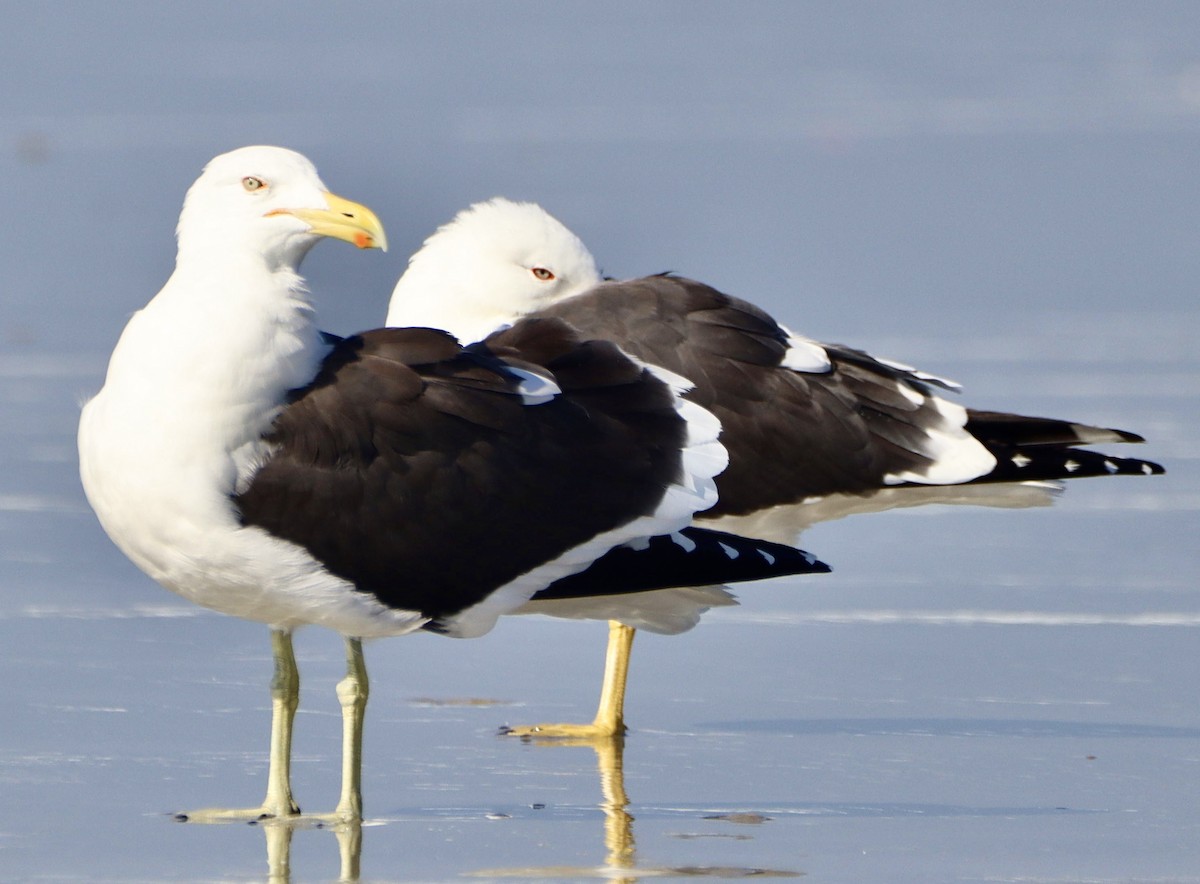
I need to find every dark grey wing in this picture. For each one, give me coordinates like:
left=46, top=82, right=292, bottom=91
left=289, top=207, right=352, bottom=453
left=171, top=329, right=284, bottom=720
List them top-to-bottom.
left=539, top=276, right=1162, bottom=516
left=539, top=277, right=974, bottom=514
left=235, top=321, right=691, bottom=628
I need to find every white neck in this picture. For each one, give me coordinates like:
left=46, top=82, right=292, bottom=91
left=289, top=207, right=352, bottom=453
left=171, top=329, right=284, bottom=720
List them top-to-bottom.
left=106, top=259, right=322, bottom=432
left=385, top=261, right=520, bottom=343
left=386, top=281, right=516, bottom=344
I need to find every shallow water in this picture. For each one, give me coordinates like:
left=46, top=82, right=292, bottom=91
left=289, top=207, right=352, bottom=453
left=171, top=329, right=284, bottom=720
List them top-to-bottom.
left=2, top=4, right=1199, bottom=882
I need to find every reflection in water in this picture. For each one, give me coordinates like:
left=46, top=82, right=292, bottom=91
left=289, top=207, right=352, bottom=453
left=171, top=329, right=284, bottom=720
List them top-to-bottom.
left=212, top=735, right=800, bottom=882
left=467, top=736, right=802, bottom=881
left=598, top=737, right=635, bottom=876
left=248, top=817, right=362, bottom=883
left=261, top=822, right=292, bottom=883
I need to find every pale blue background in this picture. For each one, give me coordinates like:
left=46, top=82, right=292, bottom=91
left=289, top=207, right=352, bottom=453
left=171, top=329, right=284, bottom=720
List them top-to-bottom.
left=1, top=3, right=1197, bottom=881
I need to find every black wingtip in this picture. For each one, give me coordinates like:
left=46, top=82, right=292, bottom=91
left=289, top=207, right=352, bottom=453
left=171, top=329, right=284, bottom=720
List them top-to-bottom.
left=1112, top=428, right=1147, bottom=444
left=983, top=447, right=1166, bottom=483
left=532, top=526, right=831, bottom=602
left=808, top=556, right=834, bottom=574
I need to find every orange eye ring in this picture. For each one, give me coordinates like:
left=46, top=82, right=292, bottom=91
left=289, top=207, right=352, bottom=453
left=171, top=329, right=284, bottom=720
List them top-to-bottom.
left=242, top=176, right=267, bottom=192
left=531, top=267, right=555, bottom=281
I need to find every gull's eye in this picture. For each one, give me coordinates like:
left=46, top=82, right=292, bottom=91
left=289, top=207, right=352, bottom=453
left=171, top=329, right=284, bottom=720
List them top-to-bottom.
left=242, top=176, right=267, bottom=192
left=531, top=267, right=555, bottom=281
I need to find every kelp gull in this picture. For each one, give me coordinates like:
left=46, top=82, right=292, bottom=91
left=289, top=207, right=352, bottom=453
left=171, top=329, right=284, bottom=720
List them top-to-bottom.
left=77, top=148, right=828, bottom=822
left=386, top=197, right=1165, bottom=739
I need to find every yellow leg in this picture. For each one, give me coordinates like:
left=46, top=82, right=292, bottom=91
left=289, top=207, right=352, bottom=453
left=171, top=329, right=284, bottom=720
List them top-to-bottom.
left=502, top=621, right=635, bottom=740
left=593, top=622, right=634, bottom=737
left=177, top=628, right=302, bottom=822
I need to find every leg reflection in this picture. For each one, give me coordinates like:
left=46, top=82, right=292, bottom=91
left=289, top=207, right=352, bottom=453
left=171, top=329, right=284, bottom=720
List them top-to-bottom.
left=536, top=734, right=636, bottom=874
left=595, top=735, right=636, bottom=878
left=256, top=817, right=363, bottom=883
left=262, top=820, right=292, bottom=883
left=333, top=821, right=363, bottom=882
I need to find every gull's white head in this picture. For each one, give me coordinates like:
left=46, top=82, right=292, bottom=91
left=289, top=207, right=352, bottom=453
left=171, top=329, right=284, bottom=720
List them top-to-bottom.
left=176, top=145, right=387, bottom=269
left=387, top=197, right=603, bottom=343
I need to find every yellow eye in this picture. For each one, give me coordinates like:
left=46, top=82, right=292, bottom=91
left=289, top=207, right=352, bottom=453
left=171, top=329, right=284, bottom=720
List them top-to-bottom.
left=242, top=176, right=267, bottom=192
left=531, top=267, right=555, bottom=281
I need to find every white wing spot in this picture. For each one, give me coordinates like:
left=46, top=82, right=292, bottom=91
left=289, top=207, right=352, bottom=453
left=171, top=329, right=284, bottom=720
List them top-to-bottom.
left=781, top=338, right=832, bottom=373
left=505, top=367, right=561, bottom=405
left=893, top=379, right=925, bottom=407
left=1012, top=453, right=1032, bottom=468
left=1104, top=459, right=1118, bottom=474
left=1065, top=460, right=1080, bottom=473
left=670, top=531, right=698, bottom=553
left=718, top=541, right=740, bottom=559
left=756, top=549, right=776, bottom=566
